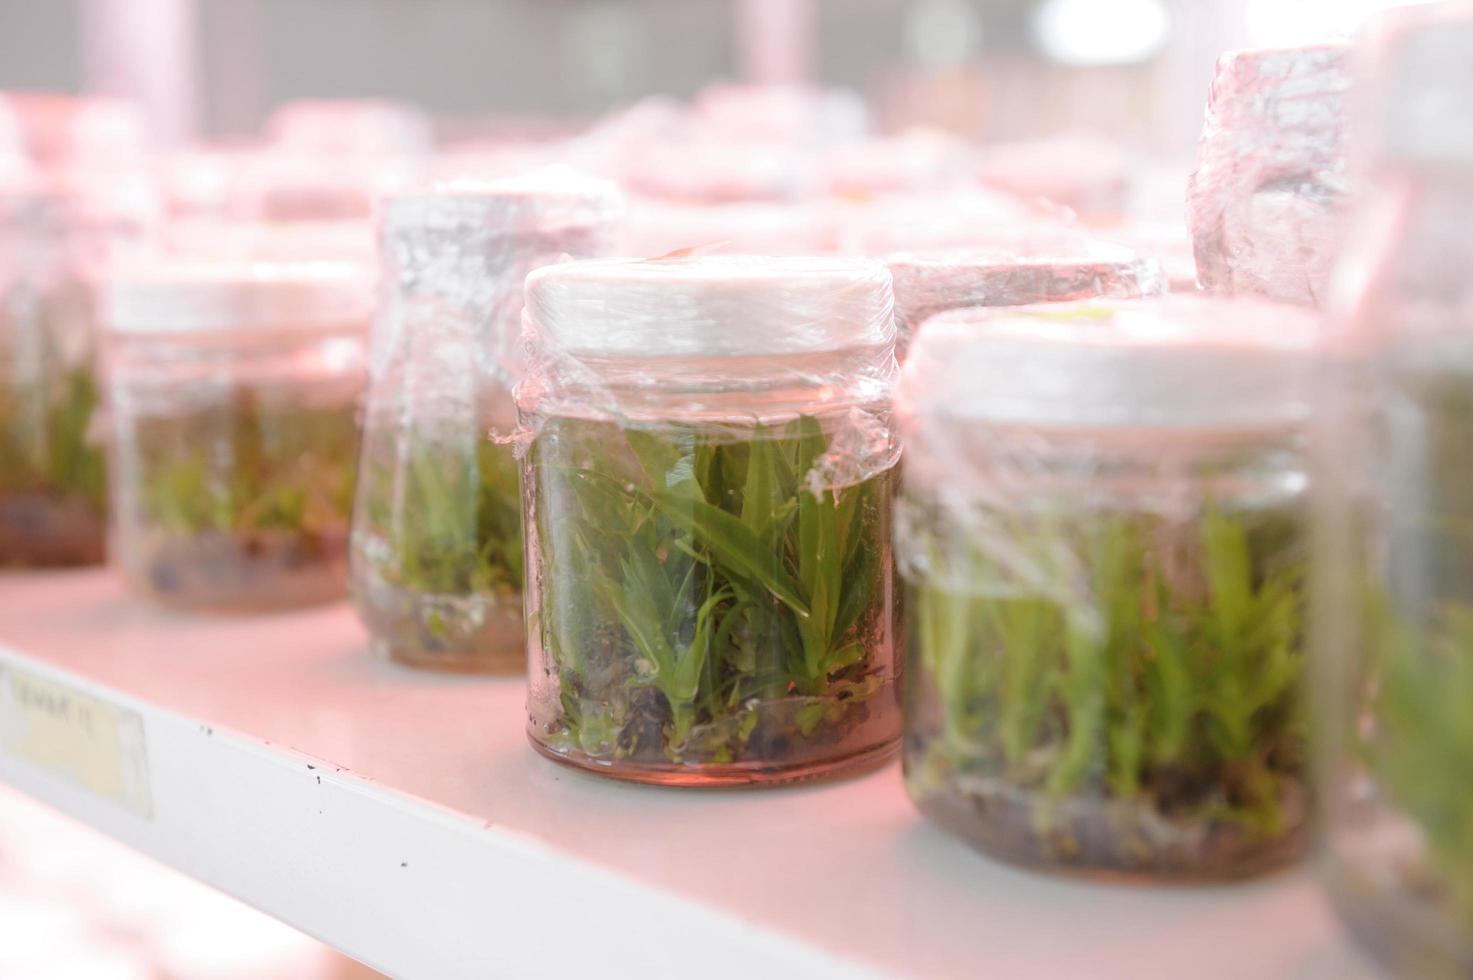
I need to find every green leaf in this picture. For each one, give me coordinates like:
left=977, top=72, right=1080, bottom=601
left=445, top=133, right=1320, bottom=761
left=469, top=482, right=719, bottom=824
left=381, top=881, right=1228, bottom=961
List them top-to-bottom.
left=529, top=414, right=895, bottom=768
left=649, top=487, right=810, bottom=618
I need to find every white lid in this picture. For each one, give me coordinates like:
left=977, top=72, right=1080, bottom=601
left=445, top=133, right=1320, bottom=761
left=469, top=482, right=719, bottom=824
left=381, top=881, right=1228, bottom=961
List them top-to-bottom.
left=384, top=170, right=623, bottom=241
left=524, top=254, right=895, bottom=358
left=103, top=259, right=374, bottom=334
left=901, top=295, right=1321, bottom=430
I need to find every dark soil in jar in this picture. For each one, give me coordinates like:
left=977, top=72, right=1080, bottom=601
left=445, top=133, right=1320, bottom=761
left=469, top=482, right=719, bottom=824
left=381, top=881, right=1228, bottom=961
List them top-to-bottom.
left=0, top=359, right=107, bottom=566
left=122, top=389, right=359, bottom=609
left=0, top=491, right=105, bottom=566
left=132, top=527, right=349, bottom=612
left=908, top=747, right=1307, bottom=880
left=1326, top=857, right=1473, bottom=979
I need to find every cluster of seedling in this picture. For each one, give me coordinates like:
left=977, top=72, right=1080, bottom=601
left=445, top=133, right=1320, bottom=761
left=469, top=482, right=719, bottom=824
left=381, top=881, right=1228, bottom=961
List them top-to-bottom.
left=0, top=286, right=106, bottom=565
left=1355, top=366, right=1473, bottom=940
left=126, top=386, right=359, bottom=607
left=526, top=413, right=897, bottom=774
left=352, top=432, right=524, bottom=664
left=903, top=499, right=1308, bottom=877
left=1364, top=602, right=1473, bottom=938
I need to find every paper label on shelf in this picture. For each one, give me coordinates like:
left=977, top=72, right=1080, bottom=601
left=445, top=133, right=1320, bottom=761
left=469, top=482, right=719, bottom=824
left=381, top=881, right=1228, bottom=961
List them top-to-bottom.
left=0, top=665, right=152, bottom=818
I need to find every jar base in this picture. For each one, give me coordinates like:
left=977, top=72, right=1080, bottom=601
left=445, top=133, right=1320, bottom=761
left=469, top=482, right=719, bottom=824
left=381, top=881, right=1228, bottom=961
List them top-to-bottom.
left=0, top=494, right=105, bottom=567
left=122, top=529, right=348, bottom=613
left=352, top=572, right=525, bottom=675
left=374, top=636, right=524, bottom=675
left=527, top=731, right=899, bottom=788
left=908, top=774, right=1307, bottom=883
left=1327, top=861, right=1473, bottom=977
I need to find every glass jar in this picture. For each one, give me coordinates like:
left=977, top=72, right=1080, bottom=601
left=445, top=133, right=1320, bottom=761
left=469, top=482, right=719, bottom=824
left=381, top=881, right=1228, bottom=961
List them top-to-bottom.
left=1316, top=7, right=1473, bottom=974
left=350, top=176, right=620, bottom=672
left=0, top=188, right=106, bottom=566
left=886, top=239, right=1165, bottom=361
left=520, top=256, right=902, bottom=785
left=102, top=261, right=372, bottom=612
left=897, top=297, right=1319, bottom=879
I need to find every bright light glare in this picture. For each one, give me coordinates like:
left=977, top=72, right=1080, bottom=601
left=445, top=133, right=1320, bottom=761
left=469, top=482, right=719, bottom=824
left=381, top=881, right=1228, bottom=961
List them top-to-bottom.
left=1031, top=0, right=1171, bottom=66
left=1244, top=0, right=1440, bottom=45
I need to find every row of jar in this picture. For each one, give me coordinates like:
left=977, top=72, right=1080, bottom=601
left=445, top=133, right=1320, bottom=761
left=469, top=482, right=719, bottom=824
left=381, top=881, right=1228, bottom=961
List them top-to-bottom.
left=0, top=193, right=1468, bottom=975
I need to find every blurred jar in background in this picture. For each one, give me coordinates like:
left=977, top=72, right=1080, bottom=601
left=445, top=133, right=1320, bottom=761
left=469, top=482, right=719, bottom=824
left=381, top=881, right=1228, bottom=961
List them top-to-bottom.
left=1316, top=3, right=1473, bottom=975
left=0, top=93, right=158, bottom=266
left=237, top=100, right=431, bottom=223
left=350, top=174, right=620, bottom=673
left=0, top=186, right=107, bottom=565
left=102, top=261, right=372, bottom=612
left=899, top=298, right=1319, bottom=880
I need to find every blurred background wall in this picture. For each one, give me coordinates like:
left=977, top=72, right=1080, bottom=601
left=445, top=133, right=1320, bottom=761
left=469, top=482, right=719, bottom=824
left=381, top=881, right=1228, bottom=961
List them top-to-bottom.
left=0, top=0, right=1330, bottom=157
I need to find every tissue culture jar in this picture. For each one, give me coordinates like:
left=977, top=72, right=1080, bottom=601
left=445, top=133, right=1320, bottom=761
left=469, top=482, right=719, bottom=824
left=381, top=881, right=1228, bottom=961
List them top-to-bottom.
left=350, top=179, right=620, bottom=672
left=520, top=256, right=902, bottom=785
left=105, top=263, right=369, bottom=612
left=899, top=299, right=1316, bottom=879
left=903, top=438, right=1309, bottom=879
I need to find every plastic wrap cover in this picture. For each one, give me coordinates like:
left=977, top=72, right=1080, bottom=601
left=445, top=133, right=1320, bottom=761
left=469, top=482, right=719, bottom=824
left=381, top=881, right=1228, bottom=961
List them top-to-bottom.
left=1360, top=1, right=1473, bottom=168
left=1188, top=43, right=1351, bottom=307
left=379, top=172, right=623, bottom=383
left=886, top=239, right=1166, bottom=358
left=519, top=254, right=900, bottom=489
left=898, top=295, right=1319, bottom=492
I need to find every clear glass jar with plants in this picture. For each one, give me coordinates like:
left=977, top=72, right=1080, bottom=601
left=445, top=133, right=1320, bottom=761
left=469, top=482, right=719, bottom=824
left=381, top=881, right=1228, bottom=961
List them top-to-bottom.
left=1315, top=7, right=1473, bottom=974
left=350, top=177, right=620, bottom=672
left=0, top=189, right=107, bottom=566
left=520, top=256, right=902, bottom=785
left=103, top=261, right=371, bottom=612
left=898, top=298, right=1319, bottom=879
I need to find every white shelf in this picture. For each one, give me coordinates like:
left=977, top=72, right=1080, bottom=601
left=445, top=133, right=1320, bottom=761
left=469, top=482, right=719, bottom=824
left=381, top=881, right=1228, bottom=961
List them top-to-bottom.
left=0, top=569, right=1380, bottom=980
